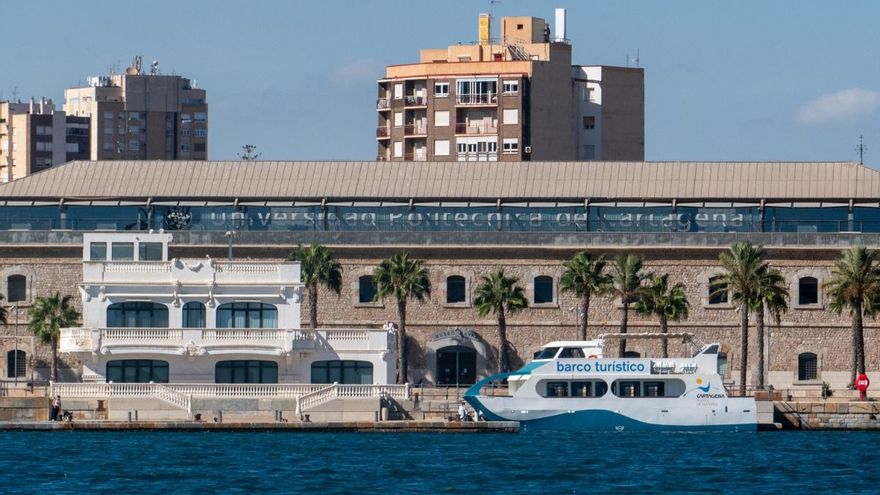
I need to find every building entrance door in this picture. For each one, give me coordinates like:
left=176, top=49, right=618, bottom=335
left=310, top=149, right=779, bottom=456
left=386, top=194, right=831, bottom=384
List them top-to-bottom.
left=436, top=345, right=476, bottom=386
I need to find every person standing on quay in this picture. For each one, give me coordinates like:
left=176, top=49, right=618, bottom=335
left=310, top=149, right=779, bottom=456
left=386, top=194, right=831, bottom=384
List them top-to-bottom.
left=49, top=395, right=61, bottom=421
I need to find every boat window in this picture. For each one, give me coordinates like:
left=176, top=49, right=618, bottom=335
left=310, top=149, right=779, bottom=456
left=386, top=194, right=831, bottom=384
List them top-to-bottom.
left=534, top=347, right=560, bottom=360
left=558, top=347, right=585, bottom=358
left=615, top=380, right=642, bottom=398
left=546, top=381, right=569, bottom=397
left=571, top=381, right=607, bottom=397
left=644, top=381, right=665, bottom=397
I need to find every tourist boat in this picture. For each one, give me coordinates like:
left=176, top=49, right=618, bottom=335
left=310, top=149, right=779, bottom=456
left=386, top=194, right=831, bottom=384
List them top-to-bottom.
left=464, top=339, right=757, bottom=431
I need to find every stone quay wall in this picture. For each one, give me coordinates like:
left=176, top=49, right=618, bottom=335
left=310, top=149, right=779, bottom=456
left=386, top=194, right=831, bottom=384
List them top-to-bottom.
left=0, top=244, right=876, bottom=392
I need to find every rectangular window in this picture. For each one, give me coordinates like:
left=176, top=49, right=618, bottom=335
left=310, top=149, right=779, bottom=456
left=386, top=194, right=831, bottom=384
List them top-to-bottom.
left=502, top=80, right=519, bottom=94
left=434, top=82, right=449, bottom=97
left=394, top=83, right=404, bottom=99
left=503, top=109, right=518, bottom=125
left=434, top=110, right=449, bottom=127
left=103, top=111, right=114, bottom=119
left=128, top=112, right=141, bottom=121
left=194, top=112, right=207, bottom=121
left=394, top=112, right=403, bottom=127
left=583, top=116, right=595, bottom=129
left=103, top=126, right=114, bottom=135
left=194, top=129, right=207, bottom=138
left=502, top=138, right=519, bottom=154
left=435, top=139, right=450, bottom=156
left=129, top=141, right=140, bottom=151
left=393, top=141, right=403, bottom=158
left=103, top=142, right=113, bottom=151
left=194, top=142, right=206, bottom=152
left=66, top=143, right=79, bottom=153
left=181, top=143, right=192, bottom=152
left=582, top=144, right=596, bottom=160
left=89, top=242, right=107, bottom=261
left=111, top=242, right=134, bottom=261
left=138, top=242, right=163, bottom=261
left=546, top=381, right=569, bottom=398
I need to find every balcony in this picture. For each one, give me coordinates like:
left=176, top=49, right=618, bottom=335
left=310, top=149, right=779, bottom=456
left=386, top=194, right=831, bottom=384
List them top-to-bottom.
left=456, top=93, right=498, bottom=106
left=404, top=95, right=427, bottom=107
left=376, top=97, right=391, bottom=110
left=455, top=122, right=498, bottom=135
left=403, top=123, right=427, bottom=136
left=376, top=125, right=390, bottom=139
left=403, top=151, right=427, bottom=161
left=457, top=152, right=498, bottom=162
left=83, top=259, right=297, bottom=286
left=59, top=327, right=391, bottom=356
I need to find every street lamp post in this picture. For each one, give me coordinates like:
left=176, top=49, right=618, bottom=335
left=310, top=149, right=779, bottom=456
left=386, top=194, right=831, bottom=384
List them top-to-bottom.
left=224, top=230, right=240, bottom=260
left=568, top=304, right=580, bottom=340
left=12, top=305, right=18, bottom=385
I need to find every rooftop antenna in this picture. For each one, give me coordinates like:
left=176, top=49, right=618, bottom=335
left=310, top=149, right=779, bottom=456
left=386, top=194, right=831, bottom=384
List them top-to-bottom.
left=489, top=0, right=501, bottom=18
left=627, top=49, right=640, bottom=67
left=11, top=86, right=19, bottom=102
left=857, top=135, right=867, bottom=165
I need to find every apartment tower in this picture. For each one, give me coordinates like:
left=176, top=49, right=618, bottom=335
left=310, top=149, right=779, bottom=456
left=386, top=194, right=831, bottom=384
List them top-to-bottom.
left=376, top=10, right=644, bottom=162
left=64, top=57, right=208, bottom=161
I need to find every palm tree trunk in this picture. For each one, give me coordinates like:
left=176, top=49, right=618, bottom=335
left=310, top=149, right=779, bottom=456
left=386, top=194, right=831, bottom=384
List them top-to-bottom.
left=308, top=282, right=318, bottom=330
left=579, top=293, right=590, bottom=341
left=397, top=300, right=408, bottom=384
left=618, top=301, right=629, bottom=358
left=853, top=301, right=865, bottom=382
left=739, top=302, right=749, bottom=396
left=755, top=306, right=765, bottom=390
left=497, top=308, right=510, bottom=372
left=659, top=315, right=668, bottom=358
left=51, top=334, right=58, bottom=382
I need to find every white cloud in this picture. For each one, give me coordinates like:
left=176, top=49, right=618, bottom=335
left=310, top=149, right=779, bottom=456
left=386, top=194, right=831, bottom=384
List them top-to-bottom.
left=332, top=58, right=382, bottom=87
left=795, top=88, right=880, bottom=126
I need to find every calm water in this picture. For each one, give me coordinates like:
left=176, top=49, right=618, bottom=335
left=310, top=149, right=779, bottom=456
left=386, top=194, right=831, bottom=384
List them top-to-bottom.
left=1, top=430, right=878, bottom=494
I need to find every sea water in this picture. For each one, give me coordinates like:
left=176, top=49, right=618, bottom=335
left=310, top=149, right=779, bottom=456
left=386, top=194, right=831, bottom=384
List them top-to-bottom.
left=1, top=430, right=878, bottom=494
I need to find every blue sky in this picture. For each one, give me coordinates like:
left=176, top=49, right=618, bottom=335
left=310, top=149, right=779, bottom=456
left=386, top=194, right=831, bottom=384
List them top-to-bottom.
left=4, top=0, right=879, bottom=164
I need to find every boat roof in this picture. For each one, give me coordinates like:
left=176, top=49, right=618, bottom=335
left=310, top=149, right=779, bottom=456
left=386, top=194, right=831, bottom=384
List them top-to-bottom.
left=541, top=340, right=603, bottom=348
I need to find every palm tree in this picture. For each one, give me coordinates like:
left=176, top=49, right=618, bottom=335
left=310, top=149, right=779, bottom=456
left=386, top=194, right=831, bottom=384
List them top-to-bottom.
left=715, top=242, right=766, bottom=396
left=288, top=244, right=342, bottom=330
left=824, top=246, right=880, bottom=384
left=560, top=251, right=611, bottom=340
left=374, top=252, right=431, bottom=384
left=608, top=254, right=650, bottom=357
left=751, top=267, right=789, bottom=390
left=474, top=270, right=528, bottom=373
left=634, top=274, right=690, bottom=358
left=28, top=292, right=80, bottom=382
left=0, top=294, right=8, bottom=325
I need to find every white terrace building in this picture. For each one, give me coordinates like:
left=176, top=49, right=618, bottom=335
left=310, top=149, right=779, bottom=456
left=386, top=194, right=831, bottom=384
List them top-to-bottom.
left=59, top=232, right=396, bottom=386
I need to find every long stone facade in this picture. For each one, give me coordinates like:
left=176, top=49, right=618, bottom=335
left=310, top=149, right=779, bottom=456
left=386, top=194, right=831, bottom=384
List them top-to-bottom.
left=1, top=243, right=875, bottom=393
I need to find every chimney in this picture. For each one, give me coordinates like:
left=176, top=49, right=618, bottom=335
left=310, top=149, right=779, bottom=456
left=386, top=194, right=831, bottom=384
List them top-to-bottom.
left=479, top=13, right=491, bottom=45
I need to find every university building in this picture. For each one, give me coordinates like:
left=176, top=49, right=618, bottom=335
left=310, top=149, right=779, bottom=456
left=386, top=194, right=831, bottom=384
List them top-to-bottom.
left=376, top=10, right=644, bottom=162
left=0, top=160, right=879, bottom=395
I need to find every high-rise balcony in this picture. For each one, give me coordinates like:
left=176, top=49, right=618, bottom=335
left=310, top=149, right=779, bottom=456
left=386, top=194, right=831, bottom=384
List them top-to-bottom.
left=456, top=93, right=498, bottom=106
left=404, top=95, right=427, bottom=107
left=376, top=97, right=392, bottom=110
left=455, top=122, right=499, bottom=135
left=403, top=123, right=427, bottom=136
left=376, top=125, right=390, bottom=139
left=404, top=151, right=427, bottom=161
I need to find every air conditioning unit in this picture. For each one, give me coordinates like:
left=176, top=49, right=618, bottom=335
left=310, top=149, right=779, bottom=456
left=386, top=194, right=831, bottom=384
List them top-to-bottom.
left=524, top=146, right=532, bottom=154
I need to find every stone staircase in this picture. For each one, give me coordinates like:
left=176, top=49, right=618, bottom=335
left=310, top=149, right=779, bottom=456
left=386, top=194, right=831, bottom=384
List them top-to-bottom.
left=411, top=387, right=470, bottom=421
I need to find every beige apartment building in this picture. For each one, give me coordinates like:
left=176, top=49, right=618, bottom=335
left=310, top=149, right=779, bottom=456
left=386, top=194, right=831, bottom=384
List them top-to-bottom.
left=376, top=11, right=644, bottom=162
left=63, top=58, right=208, bottom=160
left=0, top=98, right=90, bottom=182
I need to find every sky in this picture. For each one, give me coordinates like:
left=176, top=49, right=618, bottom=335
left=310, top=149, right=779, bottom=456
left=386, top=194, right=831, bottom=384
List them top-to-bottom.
left=4, top=0, right=880, bottom=164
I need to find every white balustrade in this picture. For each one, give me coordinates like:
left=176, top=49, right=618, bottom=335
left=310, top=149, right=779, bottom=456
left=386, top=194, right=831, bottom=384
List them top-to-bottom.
left=104, top=262, right=172, bottom=273
left=215, top=263, right=279, bottom=274
left=101, top=328, right=184, bottom=341
left=201, top=329, right=287, bottom=342
left=325, top=330, right=370, bottom=341
left=167, top=383, right=326, bottom=398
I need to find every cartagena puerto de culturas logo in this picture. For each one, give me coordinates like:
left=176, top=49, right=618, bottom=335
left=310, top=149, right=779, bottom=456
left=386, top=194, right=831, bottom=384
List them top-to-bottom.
left=685, top=378, right=726, bottom=399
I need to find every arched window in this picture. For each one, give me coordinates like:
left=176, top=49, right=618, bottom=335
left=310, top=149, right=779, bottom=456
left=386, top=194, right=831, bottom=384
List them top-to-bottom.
left=6, top=275, right=26, bottom=303
left=359, top=275, right=377, bottom=304
left=446, top=275, right=466, bottom=303
left=534, top=276, right=554, bottom=304
left=708, top=276, right=729, bottom=305
left=798, top=277, right=819, bottom=305
left=107, top=302, right=169, bottom=328
left=182, top=302, right=206, bottom=328
left=216, top=303, right=277, bottom=328
left=6, top=350, right=26, bottom=378
left=623, top=351, right=641, bottom=358
left=717, top=352, right=728, bottom=378
left=798, top=352, right=818, bottom=381
left=106, top=360, right=169, bottom=383
left=215, top=360, right=278, bottom=384
left=311, top=360, right=373, bottom=384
